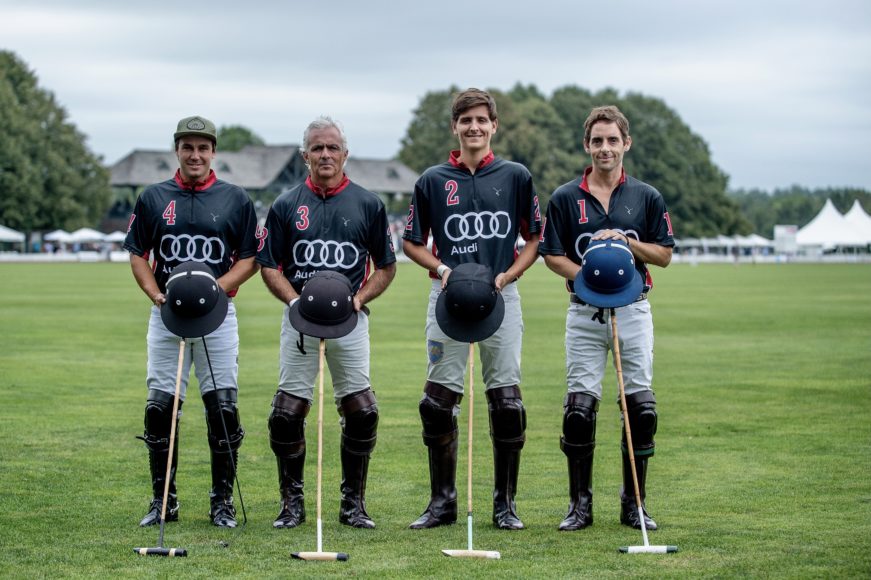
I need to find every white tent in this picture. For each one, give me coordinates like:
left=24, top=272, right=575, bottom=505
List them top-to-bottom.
left=796, top=199, right=868, bottom=249
left=844, top=200, right=871, bottom=243
left=0, top=224, right=26, bottom=243
left=68, top=228, right=106, bottom=243
left=44, top=229, right=74, bottom=243
left=104, top=231, right=128, bottom=242
left=736, top=234, right=774, bottom=248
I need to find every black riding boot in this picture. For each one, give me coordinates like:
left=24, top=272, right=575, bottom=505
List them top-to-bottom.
left=409, top=382, right=461, bottom=529
left=487, top=386, right=525, bottom=530
left=338, top=389, right=378, bottom=528
left=269, top=390, right=309, bottom=529
left=139, top=392, right=181, bottom=527
left=409, top=434, right=459, bottom=528
left=140, top=442, right=180, bottom=526
left=492, top=446, right=524, bottom=529
left=209, top=448, right=238, bottom=528
left=339, top=448, right=375, bottom=528
left=274, top=452, right=306, bottom=528
left=558, top=452, right=594, bottom=530
left=620, top=454, right=657, bottom=530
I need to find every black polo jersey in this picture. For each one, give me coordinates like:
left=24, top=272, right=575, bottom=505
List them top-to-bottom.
left=403, top=151, right=541, bottom=277
left=539, top=167, right=674, bottom=291
left=124, top=170, right=259, bottom=293
left=256, top=176, right=396, bottom=293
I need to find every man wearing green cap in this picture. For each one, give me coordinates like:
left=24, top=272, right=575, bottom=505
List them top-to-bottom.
left=124, top=115, right=260, bottom=529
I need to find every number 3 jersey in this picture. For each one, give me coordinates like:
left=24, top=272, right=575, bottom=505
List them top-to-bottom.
left=403, top=152, right=541, bottom=278
left=123, top=170, right=259, bottom=293
left=256, top=176, right=397, bottom=293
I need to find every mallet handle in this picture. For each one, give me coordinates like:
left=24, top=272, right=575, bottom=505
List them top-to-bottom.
left=611, top=309, right=650, bottom=546
left=158, top=339, right=185, bottom=547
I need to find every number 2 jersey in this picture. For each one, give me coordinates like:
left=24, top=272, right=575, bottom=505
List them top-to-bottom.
left=402, top=151, right=541, bottom=278
left=123, top=170, right=259, bottom=293
left=255, top=176, right=396, bottom=293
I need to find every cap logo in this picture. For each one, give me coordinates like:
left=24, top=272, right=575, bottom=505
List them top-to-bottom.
left=187, top=119, right=206, bottom=130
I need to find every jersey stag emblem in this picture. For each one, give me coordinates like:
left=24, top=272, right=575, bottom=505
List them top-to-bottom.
left=445, top=211, right=511, bottom=242
left=159, top=234, right=225, bottom=264
left=292, top=239, right=360, bottom=269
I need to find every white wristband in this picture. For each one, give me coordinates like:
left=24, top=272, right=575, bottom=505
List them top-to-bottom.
left=436, top=264, right=450, bottom=279
left=289, top=297, right=299, bottom=308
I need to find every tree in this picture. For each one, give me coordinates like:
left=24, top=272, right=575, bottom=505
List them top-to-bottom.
left=0, top=51, right=111, bottom=245
left=399, top=84, right=751, bottom=237
left=217, top=124, right=265, bottom=152
left=730, top=186, right=871, bottom=236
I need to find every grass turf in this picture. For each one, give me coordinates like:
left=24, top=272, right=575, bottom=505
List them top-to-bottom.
left=0, top=261, right=869, bottom=578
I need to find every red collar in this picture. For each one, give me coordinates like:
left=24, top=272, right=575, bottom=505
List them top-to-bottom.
left=448, top=150, right=495, bottom=170
left=579, top=166, right=626, bottom=193
left=174, top=169, right=217, bottom=191
left=306, top=174, right=350, bottom=197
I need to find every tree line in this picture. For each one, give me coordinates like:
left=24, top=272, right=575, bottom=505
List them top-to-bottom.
left=1, top=50, right=868, bottom=244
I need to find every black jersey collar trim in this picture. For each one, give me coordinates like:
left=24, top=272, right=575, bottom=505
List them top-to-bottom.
left=448, top=150, right=495, bottom=170
left=579, top=166, right=626, bottom=193
left=174, top=169, right=217, bottom=191
left=306, top=174, right=350, bottom=197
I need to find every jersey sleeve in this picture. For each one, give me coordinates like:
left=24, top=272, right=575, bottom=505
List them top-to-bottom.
left=518, top=169, right=542, bottom=241
left=401, top=177, right=430, bottom=246
left=645, top=188, right=675, bottom=247
left=123, top=190, right=154, bottom=257
left=234, top=191, right=259, bottom=260
left=538, top=191, right=568, bottom=256
left=255, top=196, right=288, bottom=270
left=367, top=198, right=397, bottom=269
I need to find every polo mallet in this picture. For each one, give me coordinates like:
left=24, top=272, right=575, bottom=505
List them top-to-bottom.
left=611, top=309, right=677, bottom=554
left=200, top=337, right=247, bottom=526
left=135, top=339, right=188, bottom=557
left=292, top=339, right=349, bottom=562
left=442, top=343, right=501, bottom=560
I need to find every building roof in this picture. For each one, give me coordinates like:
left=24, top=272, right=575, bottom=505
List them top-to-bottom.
left=110, top=145, right=418, bottom=195
left=110, top=145, right=300, bottom=190
left=344, top=157, right=420, bottom=193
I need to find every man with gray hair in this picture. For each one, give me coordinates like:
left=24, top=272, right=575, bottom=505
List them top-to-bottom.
left=257, top=116, right=396, bottom=529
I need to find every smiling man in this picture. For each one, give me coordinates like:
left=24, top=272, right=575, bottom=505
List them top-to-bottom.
left=403, top=88, right=541, bottom=530
left=539, top=105, right=674, bottom=532
left=124, top=115, right=260, bottom=529
left=257, top=116, right=396, bottom=530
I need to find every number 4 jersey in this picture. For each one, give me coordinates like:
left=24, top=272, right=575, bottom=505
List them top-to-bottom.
left=403, top=152, right=541, bottom=278
left=123, top=170, right=259, bottom=293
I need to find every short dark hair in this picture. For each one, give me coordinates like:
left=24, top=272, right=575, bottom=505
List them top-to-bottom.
left=451, top=88, right=498, bottom=123
left=583, top=105, right=630, bottom=145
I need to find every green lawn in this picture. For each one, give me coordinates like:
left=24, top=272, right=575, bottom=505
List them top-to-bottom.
left=0, top=261, right=869, bottom=578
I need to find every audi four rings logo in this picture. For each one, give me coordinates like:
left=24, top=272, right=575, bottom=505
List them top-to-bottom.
left=445, top=211, right=511, bottom=242
left=574, top=230, right=639, bottom=258
left=160, top=234, right=225, bottom=263
left=293, top=239, right=360, bottom=268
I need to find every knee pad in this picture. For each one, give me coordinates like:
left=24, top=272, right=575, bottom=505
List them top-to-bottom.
left=419, top=381, right=462, bottom=447
left=486, top=386, right=526, bottom=450
left=203, top=389, right=244, bottom=452
left=339, top=389, right=379, bottom=455
left=142, top=390, right=182, bottom=451
left=269, top=390, right=310, bottom=458
left=622, top=390, right=657, bottom=457
left=560, top=392, right=598, bottom=458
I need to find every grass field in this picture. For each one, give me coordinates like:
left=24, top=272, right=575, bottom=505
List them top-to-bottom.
left=1, top=261, right=869, bottom=578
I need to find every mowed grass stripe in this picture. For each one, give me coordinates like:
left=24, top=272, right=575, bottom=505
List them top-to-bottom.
left=0, top=261, right=868, bottom=578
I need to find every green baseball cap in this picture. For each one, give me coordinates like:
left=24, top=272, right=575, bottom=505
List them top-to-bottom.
left=174, top=115, right=217, bottom=144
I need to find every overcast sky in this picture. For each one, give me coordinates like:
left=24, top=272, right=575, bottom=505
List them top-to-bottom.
left=2, top=0, right=869, bottom=192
